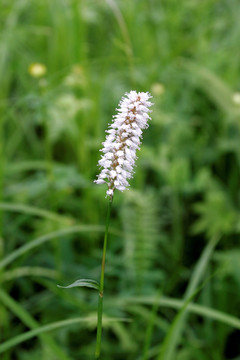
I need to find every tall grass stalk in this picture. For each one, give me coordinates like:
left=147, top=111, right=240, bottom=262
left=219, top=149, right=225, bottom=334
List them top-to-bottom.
left=95, top=198, right=113, bottom=358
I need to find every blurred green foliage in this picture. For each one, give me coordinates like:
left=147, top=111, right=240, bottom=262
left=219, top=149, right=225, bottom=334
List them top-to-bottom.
left=1, top=0, right=240, bottom=359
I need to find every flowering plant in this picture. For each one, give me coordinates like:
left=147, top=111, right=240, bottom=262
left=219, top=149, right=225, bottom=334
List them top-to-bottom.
left=59, top=91, right=152, bottom=359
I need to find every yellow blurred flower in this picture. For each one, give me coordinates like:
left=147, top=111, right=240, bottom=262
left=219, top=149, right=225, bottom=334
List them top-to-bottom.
left=28, top=63, right=47, bottom=78
left=151, top=83, right=165, bottom=96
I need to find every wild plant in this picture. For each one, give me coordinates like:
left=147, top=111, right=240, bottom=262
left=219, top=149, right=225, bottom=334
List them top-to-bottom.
left=58, top=90, right=153, bottom=358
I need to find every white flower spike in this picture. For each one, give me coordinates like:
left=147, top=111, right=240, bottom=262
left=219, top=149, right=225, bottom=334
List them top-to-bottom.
left=95, top=91, right=153, bottom=198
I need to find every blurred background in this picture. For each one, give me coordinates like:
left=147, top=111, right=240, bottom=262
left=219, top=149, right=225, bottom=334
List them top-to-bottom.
left=1, top=0, right=240, bottom=359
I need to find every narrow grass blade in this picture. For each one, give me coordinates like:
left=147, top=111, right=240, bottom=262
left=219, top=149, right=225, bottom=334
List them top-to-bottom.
left=0, top=201, right=73, bottom=224
left=0, top=224, right=122, bottom=270
left=158, top=235, right=220, bottom=360
left=185, top=235, right=220, bottom=298
left=2, top=266, right=58, bottom=282
left=58, top=279, right=100, bottom=291
left=0, top=288, right=71, bottom=360
left=159, top=290, right=200, bottom=360
left=123, top=295, right=240, bottom=330
left=0, top=316, right=131, bottom=354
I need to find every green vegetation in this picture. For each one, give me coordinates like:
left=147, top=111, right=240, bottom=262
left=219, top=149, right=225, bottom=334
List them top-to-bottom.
left=1, top=0, right=240, bottom=359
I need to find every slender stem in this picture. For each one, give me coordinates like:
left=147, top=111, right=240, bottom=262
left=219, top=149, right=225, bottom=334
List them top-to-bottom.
left=95, top=198, right=113, bottom=359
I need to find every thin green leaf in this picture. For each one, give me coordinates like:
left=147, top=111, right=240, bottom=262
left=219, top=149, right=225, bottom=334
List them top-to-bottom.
left=0, top=201, right=73, bottom=224
left=0, top=225, right=122, bottom=270
left=158, top=235, right=220, bottom=360
left=2, top=266, right=57, bottom=282
left=58, top=279, right=100, bottom=291
left=0, top=288, right=71, bottom=360
left=159, top=290, right=200, bottom=360
left=122, top=295, right=240, bottom=331
left=0, top=316, right=131, bottom=354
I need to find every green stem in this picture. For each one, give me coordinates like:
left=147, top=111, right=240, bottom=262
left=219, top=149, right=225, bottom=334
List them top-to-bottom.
left=95, top=198, right=113, bottom=359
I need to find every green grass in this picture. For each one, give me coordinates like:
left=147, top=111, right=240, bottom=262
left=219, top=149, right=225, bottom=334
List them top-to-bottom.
left=1, top=0, right=240, bottom=359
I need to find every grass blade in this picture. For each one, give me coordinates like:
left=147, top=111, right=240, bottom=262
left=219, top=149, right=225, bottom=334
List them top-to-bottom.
left=0, top=201, right=73, bottom=224
left=0, top=225, right=122, bottom=270
left=157, top=235, right=220, bottom=360
left=2, top=266, right=57, bottom=282
left=0, top=288, right=71, bottom=360
left=123, top=295, right=240, bottom=331
left=0, top=315, right=130, bottom=354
